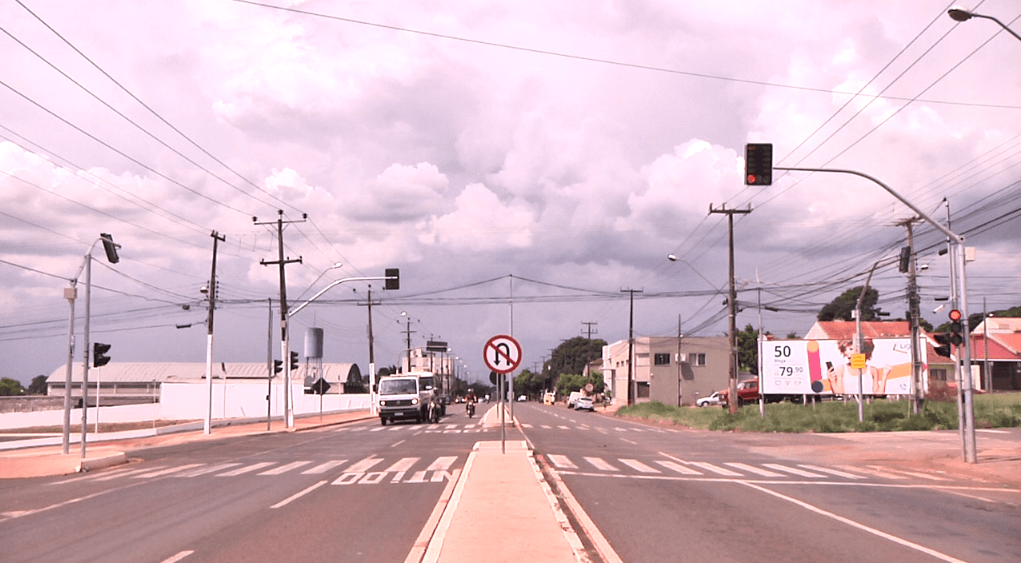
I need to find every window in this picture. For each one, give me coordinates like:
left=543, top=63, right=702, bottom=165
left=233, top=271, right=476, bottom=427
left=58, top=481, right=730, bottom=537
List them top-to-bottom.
left=654, top=353, right=671, bottom=366
left=692, top=353, right=707, bottom=366
left=930, top=368, right=948, bottom=382
left=637, top=382, right=650, bottom=398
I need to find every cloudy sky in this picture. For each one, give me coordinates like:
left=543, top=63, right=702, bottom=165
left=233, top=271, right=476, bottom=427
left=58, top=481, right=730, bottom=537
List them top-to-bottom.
left=2, top=0, right=1019, bottom=386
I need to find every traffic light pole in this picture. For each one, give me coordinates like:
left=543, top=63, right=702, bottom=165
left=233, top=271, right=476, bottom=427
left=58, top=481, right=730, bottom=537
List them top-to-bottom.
left=775, top=165, right=977, bottom=462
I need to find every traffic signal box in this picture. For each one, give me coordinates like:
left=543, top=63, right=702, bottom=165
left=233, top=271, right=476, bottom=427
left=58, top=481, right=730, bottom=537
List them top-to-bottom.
left=744, top=143, right=773, bottom=186
left=385, top=268, right=400, bottom=290
left=949, top=309, right=964, bottom=346
left=933, top=334, right=952, bottom=358
left=93, top=342, right=112, bottom=367
left=290, top=351, right=299, bottom=371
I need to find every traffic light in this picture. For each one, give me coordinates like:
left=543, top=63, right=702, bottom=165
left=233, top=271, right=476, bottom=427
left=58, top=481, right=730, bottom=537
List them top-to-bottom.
left=744, top=143, right=773, bottom=186
left=100, top=233, right=120, bottom=264
left=898, top=246, right=912, bottom=273
left=385, top=268, right=400, bottom=290
left=948, top=309, right=964, bottom=346
left=933, top=333, right=952, bottom=357
left=93, top=342, right=111, bottom=368
left=290, top=350, right=299, bottom=371
left=273, top=360, right=283, bottom=374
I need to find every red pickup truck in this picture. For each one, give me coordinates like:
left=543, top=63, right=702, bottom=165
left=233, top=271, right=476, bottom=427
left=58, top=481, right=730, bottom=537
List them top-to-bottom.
left=719, top=378, right=760, bottom=407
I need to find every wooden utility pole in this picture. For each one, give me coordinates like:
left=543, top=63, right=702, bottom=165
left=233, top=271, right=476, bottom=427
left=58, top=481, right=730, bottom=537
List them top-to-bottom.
left=709, top=203, right=751, bottom=415
left=898, top=217, right=923, bottom=414
left=204, top=231, right=225, bottom=434
left=620, top=289, right=643, bottom=405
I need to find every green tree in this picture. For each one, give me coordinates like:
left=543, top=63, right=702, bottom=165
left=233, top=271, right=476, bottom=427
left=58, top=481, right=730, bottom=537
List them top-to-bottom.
left=818, top=287, right=883, bottom=321
left=737, top=324, right=761, bottom=375
left=548, top=336, right=607, bottom=383
left=28, top=375, right=48, bottom=395
left=0, top=377, right=25, bottom=396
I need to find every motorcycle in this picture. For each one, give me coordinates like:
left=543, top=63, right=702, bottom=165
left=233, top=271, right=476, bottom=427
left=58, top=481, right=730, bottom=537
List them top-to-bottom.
left=466, top=401, right=475, bottom=418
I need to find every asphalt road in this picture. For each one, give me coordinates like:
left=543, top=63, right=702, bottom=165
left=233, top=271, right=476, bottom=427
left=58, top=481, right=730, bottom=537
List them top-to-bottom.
left=516, top=402, right=1021, bottom=563
left=0, top=407, right=491, bottom=563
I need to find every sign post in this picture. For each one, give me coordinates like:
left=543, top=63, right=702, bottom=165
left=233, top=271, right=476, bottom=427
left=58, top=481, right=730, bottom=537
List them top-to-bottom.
left=484, top=334, right=522, bottom=453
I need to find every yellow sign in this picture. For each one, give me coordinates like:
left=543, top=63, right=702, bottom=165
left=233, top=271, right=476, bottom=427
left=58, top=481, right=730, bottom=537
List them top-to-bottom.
left=850, top=354, right=867, bottom=370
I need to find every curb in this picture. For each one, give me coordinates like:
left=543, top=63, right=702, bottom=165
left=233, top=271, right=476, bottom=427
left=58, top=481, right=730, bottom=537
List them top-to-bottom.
left=78, top=452, right=127, bottom=473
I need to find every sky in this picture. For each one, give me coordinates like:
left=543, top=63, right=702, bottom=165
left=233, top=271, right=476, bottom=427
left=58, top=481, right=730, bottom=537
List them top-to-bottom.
left=2, top=0, right=1020, bottom=387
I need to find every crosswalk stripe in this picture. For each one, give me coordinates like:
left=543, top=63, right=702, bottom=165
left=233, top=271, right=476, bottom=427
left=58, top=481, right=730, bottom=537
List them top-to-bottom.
left=541, top=425, right=552, bottom=429
left=558, top=425, right=570, bottom=430
left=547, top=454, right=578, bottom=470
left=427, top=456, right=457, bottom=471
left=583, top=456, right=617, bottom=471
left=347, top=457, right=384, bottom=472
left=383, top=457, right=420, bottom=472
left=619, top=459, right=660, bottom=473
left=302, top=460, right=348, bottom=475
left=654, top=460, right=702, bottom=475
left=259, top=461, right=313, bottom=476
left=687, top=461, right=743, bottom=477
left=179, top=462, right=240, bottom=477
left=217, top=462, right=275, bottom=476
left=724, top=463, right=785, bottom=477
left=133, top=464, right=204, bottom=479
left=762, top=464, right=825, bottom=478
left=798, top=464, right=865, bottom=479
left=89, top=465, right=164, bottom=482
left=838, top=465, right=907, bottom=480
left=868, top=465, right=948, bottom=481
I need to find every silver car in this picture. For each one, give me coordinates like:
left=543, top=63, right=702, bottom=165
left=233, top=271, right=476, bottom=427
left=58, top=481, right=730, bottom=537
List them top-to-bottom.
left=696, top=391, right=723, bottom=407
left=574, top=396, right=595, bottom=411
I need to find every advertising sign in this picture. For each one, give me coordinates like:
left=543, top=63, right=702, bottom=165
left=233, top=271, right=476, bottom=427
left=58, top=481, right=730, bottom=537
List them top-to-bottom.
left=760, top=338, right=924, bottom=396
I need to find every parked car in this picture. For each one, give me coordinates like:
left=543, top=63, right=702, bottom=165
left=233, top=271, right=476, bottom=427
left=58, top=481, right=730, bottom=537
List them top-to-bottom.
left=719, top=378, right=760, bottom=407
left=696, top=391, right=723, bottom=407
left=517, top=395, right=527, bottom=402
left=574, top=396, right=595, bottom=411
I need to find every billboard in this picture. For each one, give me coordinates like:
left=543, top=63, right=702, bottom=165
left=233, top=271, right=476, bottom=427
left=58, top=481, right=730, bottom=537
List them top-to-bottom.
left=760, top=338, right=925, bottom=396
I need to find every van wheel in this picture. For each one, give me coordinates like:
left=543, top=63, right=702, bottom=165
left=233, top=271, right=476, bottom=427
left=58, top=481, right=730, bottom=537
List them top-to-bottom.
left=380, top=417, right=388, bottom=426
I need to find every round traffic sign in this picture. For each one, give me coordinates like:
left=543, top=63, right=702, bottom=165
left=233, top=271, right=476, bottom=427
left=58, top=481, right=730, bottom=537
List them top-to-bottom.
left=483, top=334, right=522, bottom=374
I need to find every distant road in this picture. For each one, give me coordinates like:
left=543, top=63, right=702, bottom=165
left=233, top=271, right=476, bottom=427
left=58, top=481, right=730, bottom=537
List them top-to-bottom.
left=516, top=402, right=1021, bottom=563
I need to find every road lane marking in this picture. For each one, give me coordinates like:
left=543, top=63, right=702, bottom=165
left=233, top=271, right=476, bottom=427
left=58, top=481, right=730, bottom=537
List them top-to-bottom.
left=547, top=454, right=578, bottom=470
left=347, top=456, right=385, bottom=472
left=427, top=456, right=457, bottom=471
left=584, top=456, right=617, bottom=471
left=384, top=457, right=421, bottom=472
left=620, top=459, right=660, bottom=473
left=302, top=460, right=347, bottom=474
left=655, top=460, right=702, bottom=475
left=259, top=461, right=313, bottom=475
left=688, top=461, right=743, bottom=477
left=217, top=462, right=275, bottom=476
left=177, top=463, right=240, bottom=477
left=725, top=463, right=785, bottom=477
left=133, top=464, right=204, bottom=479
left=762, top=464, right=825, bottom=478
left=798, top=464, right=865, bottom=479
left=838, top=464, right=907, bottom=480
left=867, top=465, right=948, bottom=481
left=271, top=480, right=328, bottom=509
left=740, top=481, right=971, bottom=563
left=159, top=551, right=193, bottom=563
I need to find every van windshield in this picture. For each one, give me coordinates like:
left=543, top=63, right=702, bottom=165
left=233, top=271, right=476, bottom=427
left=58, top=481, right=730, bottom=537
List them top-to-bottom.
left=379, top=379, right=418, bottom=395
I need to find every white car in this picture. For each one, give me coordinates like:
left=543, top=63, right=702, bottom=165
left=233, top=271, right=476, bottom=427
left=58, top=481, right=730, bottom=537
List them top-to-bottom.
left=696, top=392, right=723, bottom=407
left=574, top=396, right=595, bottom=411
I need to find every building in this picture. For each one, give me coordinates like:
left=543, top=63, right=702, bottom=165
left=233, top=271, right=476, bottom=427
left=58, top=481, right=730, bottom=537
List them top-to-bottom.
left=971, top=317, right=1021, bottom=391
left=602, top=336, right=730, bottom=406
left=45, top=362, right=363, bottom=407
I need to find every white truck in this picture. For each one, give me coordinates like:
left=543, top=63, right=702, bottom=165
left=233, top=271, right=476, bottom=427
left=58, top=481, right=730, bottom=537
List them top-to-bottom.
left=377, top=372, right=441, bottom=425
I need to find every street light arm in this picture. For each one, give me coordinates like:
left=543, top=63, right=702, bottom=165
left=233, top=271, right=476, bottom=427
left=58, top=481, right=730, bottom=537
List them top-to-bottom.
left=949, top=8, right=1021, bottom=42
left=774, top=166, right=963, bottom=243
left=287, top=276, right=387, bottom=318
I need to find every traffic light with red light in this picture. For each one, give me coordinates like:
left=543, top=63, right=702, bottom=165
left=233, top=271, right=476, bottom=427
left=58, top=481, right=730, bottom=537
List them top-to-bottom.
left=744, top=143, right=773, bottom=186
left=948, top=309, right=964, bottom=346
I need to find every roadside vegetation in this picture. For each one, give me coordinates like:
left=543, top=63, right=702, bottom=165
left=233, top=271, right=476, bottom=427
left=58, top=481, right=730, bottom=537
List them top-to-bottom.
left=615, top=393, right=1021, bottom=433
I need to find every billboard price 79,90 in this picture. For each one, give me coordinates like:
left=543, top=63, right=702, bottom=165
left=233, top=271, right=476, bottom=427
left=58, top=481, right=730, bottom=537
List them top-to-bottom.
left=760, top=338, right=925, bottom=396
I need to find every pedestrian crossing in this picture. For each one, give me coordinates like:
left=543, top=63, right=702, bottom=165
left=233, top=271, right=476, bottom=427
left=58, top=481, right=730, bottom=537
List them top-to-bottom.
left=335, top=423, right=490, bottom=434
left=519, top=423, right=667, bottom=434
left=545, top=453, right=957, bottom=484
left=52, top=454, right=462, bottom=487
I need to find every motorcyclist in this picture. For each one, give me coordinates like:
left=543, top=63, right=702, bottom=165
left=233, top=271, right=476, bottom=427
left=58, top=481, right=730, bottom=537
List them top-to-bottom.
left=465, top=389, right=477, bottom=417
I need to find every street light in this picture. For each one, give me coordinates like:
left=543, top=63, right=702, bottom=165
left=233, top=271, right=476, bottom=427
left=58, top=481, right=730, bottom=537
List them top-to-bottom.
left=948, top=6, right=1021, bottom=42
left=666, top=254, right=723, bottom=290
left=294, top=262, right=343, bottom=302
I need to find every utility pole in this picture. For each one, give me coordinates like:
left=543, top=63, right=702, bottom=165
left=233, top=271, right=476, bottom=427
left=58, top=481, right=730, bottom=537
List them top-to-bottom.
left=710, top=203, right=752, bottom=415
left=257, top=210, right=305, bottom=428
left=898, top=218, right=923, bottom=414
left=204, top=231, right=225, bottom=434
left=364, top=288, right=380, bottom=415
left=620, top=289, right=643, bottom=406
left=676, top=314, right=683, bottom=407
left=403, top=316, right=415, bottom=373
left=581, top=321, right=598, bottom=367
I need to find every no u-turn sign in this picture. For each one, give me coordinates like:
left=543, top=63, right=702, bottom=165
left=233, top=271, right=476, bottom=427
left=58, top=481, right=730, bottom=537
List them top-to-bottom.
left=483, top=334, right=522, bottom=374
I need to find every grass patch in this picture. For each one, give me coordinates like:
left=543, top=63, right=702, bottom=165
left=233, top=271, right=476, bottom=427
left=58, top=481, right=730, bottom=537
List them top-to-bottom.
left=615, top=392, right=1021, bottom=433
